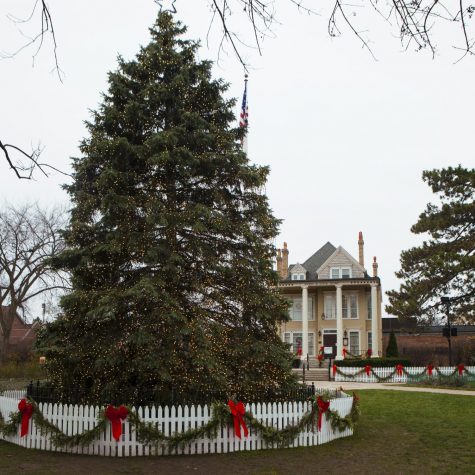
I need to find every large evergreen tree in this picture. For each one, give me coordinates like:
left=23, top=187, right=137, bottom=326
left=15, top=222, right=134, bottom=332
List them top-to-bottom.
left=37, top=12, right=296, bottom=403
left=387, top=166, right=475, bottom=325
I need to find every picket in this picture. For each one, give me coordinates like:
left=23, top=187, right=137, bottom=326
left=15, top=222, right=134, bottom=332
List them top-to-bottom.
left=0, top=393, right=355, bottom=457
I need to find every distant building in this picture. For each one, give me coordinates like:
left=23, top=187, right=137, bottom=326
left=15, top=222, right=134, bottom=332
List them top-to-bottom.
left=276, top=233, right=383, bottom=360
left=0, top=306, right=40, bottom=357
left=382, top=318, right=475, bottom=365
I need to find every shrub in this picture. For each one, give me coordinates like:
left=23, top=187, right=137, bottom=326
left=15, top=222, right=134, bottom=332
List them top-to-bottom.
left=386, top=331, right=399, bottom=357
left=335, top=357, right=412, bottom=367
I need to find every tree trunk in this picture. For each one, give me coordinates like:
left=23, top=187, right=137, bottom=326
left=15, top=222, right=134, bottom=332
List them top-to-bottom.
left=0, top=306, right=16, bottom=362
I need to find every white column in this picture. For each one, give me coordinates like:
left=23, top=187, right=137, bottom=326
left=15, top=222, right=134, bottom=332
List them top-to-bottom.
left=371, top=283, right=379, bottom=357
left=335, top=284, right=343, bottom=360
left=301, top=285, right=308, bottom=361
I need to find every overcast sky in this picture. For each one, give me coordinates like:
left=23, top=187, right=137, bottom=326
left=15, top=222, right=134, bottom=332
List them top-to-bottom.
left=1, top=0, right=474, bottom=318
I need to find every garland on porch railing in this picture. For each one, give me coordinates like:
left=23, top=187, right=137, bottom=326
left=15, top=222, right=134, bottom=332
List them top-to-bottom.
left=342, top=348, right=372, bottom=359
left=333, top=364, right=475, bottom=382
left=0, top=394, right=360, bottom=449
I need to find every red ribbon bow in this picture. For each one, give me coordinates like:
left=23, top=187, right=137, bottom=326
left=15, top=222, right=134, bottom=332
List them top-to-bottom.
left=342, top=348, right=348, bottom=358
left=366, top=349, right=372, bottom=357
left=317, top=354, right=324, bottom=362
left=332, top=364, right=337, bottom=377
left=396, top=364, right=404, bottom=376
left=458, top=364, right=465, bottom=376
left=364, top=365, right=372, bottom=377
left=427, top=365, right=434, bottom=376
left=317, top=396, right=330, bottom=431
left=18, top=399, right=33, bottom=437
left=227, top=400, right=249, bottom=439
left=105, top=405, right=129, bottom=441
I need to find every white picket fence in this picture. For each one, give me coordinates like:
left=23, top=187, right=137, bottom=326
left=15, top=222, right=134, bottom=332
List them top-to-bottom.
left=334, top=365, right=475, bottom=383
left=0, top=393, right=354, bottom=456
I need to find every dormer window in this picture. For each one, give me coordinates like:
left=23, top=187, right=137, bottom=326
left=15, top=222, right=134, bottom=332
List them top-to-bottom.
left=290, top=263, right=307, bottom=281
left=330, top=267, right=352, bottom=279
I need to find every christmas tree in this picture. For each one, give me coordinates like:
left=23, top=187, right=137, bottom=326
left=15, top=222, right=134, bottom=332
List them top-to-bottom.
left=38, top=12, right=296, bottom=404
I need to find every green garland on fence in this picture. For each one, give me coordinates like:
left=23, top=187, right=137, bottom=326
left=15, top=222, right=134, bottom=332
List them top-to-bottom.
left=335, top=365, right=475, bottom=382
left=0, top=394, right=360, bottom=450
left=0, top=409, right=21, bottom=437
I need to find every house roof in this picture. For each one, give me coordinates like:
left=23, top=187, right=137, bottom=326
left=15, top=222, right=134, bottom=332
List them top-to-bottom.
left=302, top=242, right=337, bottom=280
left=382, top=318, right=475, bottom=334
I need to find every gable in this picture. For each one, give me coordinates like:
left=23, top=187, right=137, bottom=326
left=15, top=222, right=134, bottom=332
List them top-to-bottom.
left=316, top=246, right=366, bottom=279
left=290, top=263, right=306, bottom=274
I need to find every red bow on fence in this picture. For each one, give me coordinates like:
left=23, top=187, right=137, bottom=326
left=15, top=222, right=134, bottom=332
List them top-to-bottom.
left=396, top=364, right=404, bottom=376
left=458, top=364, right=465, bottom=376
left=364, top=365, right=372, bottom=377
left=427, top=365, right=434, bottom=376
left=317, top=396, right=330, bottom=431
left=18, top=399, right=33, bottom=437
left=228, top=400, right=249, bottom=439
left=105, top=405, right=129, bottom=441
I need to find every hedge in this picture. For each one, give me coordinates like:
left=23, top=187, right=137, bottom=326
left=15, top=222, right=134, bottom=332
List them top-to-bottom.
left=335, top=358, right=412, bottom=367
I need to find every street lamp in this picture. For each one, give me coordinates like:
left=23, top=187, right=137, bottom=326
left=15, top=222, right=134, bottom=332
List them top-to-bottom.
left=441, top=296, right=453, bottom=366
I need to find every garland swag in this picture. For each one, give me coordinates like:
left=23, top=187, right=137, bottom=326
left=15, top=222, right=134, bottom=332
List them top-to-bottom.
left=334, top=364, right=474, bottom=382
left=0, top=395, right=360, bottom=449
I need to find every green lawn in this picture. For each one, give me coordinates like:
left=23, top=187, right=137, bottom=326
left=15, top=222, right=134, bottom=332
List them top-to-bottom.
left=0, top=390, right=474, bottom=474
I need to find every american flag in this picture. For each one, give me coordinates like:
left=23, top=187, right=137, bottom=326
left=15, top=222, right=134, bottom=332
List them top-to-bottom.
left=240, top=75, right=248, bottom=152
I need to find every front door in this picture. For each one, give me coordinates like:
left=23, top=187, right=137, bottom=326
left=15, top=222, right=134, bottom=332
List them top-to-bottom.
left=323, top=333, right=337, bottom=357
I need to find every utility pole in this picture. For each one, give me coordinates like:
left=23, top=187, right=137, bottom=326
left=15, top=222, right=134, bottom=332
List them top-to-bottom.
left=441, top=296, right=452, bottom=366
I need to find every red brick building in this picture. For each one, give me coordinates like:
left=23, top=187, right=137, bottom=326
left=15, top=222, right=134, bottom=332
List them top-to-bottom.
left=0, top=306, right=40, bottom=357
left=383, top=317, right=475, bottom=365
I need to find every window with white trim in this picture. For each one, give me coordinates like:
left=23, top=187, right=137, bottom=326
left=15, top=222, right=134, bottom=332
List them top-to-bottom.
left=330, top=267, right=352, bottom=279
left=291, top=273, right=305, bottom=280
left=342, top=293, right=358, bottom=319
left=323, top=294, right=336, bottom=320
left=287, top=296, right=314, bottom=321
left=349, top=331, right=360, bottom=354
left=367, top=331, right=372, bottom=351
left=283, top=332, right=315, bottom=356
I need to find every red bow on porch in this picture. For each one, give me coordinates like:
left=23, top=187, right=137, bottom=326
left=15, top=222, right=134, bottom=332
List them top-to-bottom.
left=342, top=348, right=348, bottom=358
left=317, top=396, right=330, bottom=431
left=18, top=398, right=34, bottom=437
left=227, top=400, right=249, bottom=439
left=105, top=405, right=129, bottom=441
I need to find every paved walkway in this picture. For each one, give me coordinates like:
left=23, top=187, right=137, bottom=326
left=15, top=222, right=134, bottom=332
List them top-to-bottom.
left=309, top=380, right=475, bottom=396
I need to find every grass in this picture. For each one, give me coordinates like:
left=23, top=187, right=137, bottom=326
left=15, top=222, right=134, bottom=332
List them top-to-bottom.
left=0, top=360, right=44, bottom=380
left=0, top=360, right=45, bottom=393
left=403, top=375, right=475, bottom=391
left=0, top=390, right=474, bottom=474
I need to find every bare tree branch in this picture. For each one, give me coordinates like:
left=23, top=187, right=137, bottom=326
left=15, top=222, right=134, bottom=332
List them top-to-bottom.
left=0, top=203, right=69, bottom=360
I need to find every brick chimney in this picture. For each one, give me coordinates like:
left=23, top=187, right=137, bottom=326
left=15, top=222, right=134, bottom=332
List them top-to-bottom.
left=358, top=231, right=364, bottom=267
left=281, top=242, right=289, bottom=279
left=276, top=248, right=283, bottom=277
left=372, top=256, right=378, bottom=277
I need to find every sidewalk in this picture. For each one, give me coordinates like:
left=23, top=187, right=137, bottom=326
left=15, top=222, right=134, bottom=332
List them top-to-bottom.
left=310, top=380, right=475, bottom=396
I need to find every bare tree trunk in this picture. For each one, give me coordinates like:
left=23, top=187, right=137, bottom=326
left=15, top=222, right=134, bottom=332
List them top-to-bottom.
left=0, top=306, right=17, bottom=362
